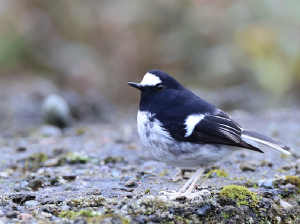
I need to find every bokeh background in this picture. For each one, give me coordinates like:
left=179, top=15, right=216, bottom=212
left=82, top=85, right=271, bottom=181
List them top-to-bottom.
left=1, top=0, right=300, bottom=131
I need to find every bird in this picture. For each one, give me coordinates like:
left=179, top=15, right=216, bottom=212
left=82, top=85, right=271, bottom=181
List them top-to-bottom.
left=128, top=70, right=291, bottom=200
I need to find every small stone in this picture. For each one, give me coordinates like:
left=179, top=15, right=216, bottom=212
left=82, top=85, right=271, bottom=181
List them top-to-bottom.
left=42, top=94, right=71, bottom=129
left=40, top=125, right=62, bottom=136
left=16, top=147, right=26, bottom=152
left=44, top=158, right=60, bottom=167
left=239, top=163, right=256, bottom=172
left=281, top=165, right=292, bottom=171
left=62, top=174, right=77, bottom=181
left=123, top=175, right=134, bottom=181
left=49, top=176, right=60, bottom=185
left=124, top=178, right=136, bottom=187
left=28, top=179, right=43, bottom=189
left=258, top=179, right=274, bottom=189
left=20, top=181, right=29, bottom=189
left=44, top=182, right=51, bottom=187
left=14, top=183, right=22, bottom=192
left=113, top=187, right=134, bottom=192
left=88, top=189, right=101, bottom=195
left=9, top=192, right=36, bottom=204
left=41, top=198, right=55, bottom=205
left=25, top=200, right=39, bottom=207
left=280, top=200, right=293, bottom=209
left=197, top=204, right=212, bottom=217
left=61, top=205, right=70, bottom=211
left=6, top=211, right=19, bottom=219
left=41, top=212, right=52, bottom=218
left=18, top=213, right=32, bottom=221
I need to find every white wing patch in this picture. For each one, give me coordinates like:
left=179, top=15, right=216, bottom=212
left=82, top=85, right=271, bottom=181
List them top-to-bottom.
left=140, top=72, right=162, bottom=86
left=184, top=114, right=206, bottom=137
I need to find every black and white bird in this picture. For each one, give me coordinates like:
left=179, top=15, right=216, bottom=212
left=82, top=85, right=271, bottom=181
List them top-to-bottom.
left=128, top=70, right=291, bottom=200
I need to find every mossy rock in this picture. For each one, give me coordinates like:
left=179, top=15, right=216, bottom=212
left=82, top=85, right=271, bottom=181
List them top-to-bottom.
left=206, top=169, right=229, bottom=178
left=284, top=176, right=300, bottom=192
left=220, top=185, right=260, bottom=207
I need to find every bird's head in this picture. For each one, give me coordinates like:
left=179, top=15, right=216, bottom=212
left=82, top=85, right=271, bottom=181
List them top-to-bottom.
left=127, top=70, right=184, bottom=95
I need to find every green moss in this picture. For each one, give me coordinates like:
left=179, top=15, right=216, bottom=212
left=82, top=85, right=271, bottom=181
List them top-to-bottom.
left=76, top=127, right=86, bottom=135
left=30, top=152, right=48, bottom=163
left=63, top=152, right=90, bottom=163
left=103, top=156, right=124, bottom=164
left=276, top=168, right=286, bottom=173
left=206, top=169, right=229, bottom=178
left=159, top=170, right=169, bottom=177
left=285, top=175, right=300, bottom=192
left=220, top=185, right=259, bottom=207
left=144, top=188, right=151, bottom=194
left=59, top=210, right=101, bottom=219
left=222, top=212, right=230, bottom=220
left=88, top=213, right=130, bottom=224
left=173, top=215, right=192, bottom=223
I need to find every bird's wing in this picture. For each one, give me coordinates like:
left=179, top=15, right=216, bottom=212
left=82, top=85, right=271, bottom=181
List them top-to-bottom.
left=167, top=110, right=263, bottom=153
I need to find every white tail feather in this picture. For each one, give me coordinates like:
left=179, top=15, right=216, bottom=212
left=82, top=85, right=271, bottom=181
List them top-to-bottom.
left=241, top=134, right=291, bottom=155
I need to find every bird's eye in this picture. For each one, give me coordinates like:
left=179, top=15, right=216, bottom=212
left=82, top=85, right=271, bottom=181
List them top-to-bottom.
left=155, top=84, right=164, bottom=92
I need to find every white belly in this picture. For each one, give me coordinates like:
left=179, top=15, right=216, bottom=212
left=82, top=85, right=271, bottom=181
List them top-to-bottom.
left=137, top=111, right=237, bottom=168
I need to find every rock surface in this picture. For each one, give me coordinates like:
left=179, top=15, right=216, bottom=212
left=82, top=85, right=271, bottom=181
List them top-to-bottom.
left=1, top=108, right=300, bottom=223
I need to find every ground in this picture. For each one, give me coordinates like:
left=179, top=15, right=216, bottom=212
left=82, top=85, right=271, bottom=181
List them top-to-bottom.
left=1, top=108, right=300, bottom=223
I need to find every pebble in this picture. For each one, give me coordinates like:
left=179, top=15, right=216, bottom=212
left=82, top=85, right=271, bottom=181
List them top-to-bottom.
left=42, top=94, right=71, bottom=129
left=40, top=125, right=62, bottom=136
left=16, top=147, right=26, bottom=152
left=44, top=158, right=60, bottom=167
left=239, top=163, right=256, bottom=172
left=62, top=174, right=77, bottom=181
left=123, top=175, right=135, bottom=181
left=124, top=178, right=136, bottom=187
left=28, top=179, right=43, bottom=189
left=258, top=179, right=274, bottom=189
left=20, top=181, right=29, bottom=189
left=14, top=184, right=22, bottom=192
left=113, top=187, right=134, bottom=192
left=87, top=189, right=101, bottom=195
left=9, top=193, right=36, bottom=204
left=25, top=200, right=39, bottom=207
left=280, top=200, right=293, bottom=209
left=197, top=204, right=212, bottom=217
left=61, top=205, right=70, bottom=211
left=6, top=211, right=19, bottom=219
left=41, top=212, right=52, bottom=218
left=18, top=213, right=33, bottom=221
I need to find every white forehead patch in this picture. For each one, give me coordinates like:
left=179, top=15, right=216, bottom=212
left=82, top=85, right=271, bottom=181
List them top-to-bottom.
left=140, top=72, right=162, bottom=86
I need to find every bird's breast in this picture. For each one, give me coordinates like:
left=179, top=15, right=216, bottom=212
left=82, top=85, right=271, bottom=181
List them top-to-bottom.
left=137, top=110, right=172, bottom=144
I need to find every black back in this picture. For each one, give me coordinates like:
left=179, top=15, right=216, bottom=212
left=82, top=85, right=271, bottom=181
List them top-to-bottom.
left=138, top=70, right=263, bottom=153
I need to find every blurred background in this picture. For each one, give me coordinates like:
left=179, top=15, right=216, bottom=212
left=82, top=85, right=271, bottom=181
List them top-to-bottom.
left=0, top=0, right=300, bottom=131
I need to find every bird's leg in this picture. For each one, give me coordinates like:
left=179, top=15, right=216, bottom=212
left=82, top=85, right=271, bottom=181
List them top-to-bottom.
left=159, top=167, right=210, bottom=200
left=180, top=168, right=210, bottom=199
left=159, top=169, right=199, bottom=198
left=177, top=169, right=203, bottom=194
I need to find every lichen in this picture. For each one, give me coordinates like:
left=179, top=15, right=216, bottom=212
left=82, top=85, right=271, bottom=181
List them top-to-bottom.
left=63, top=152, right=90, bottom=163
left=103, top=156, right=124, bottom=164
left=206, top=169, right=229, bottom=178
left=159, top=170, right=169, bottom=177
left=284, top=175, right=300, bottom=192
left=220, top=185, right=259, bottom=207
left=67, top=196, right=106, bottom=207
left=59, top=210, right=99, bottom=219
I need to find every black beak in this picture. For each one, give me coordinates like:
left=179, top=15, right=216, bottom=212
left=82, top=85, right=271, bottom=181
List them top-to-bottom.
left=127, top=82, right=145, bottom=92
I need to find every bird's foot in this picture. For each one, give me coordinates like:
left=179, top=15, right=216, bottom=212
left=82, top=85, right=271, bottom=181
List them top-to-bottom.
left=158, top=189, right=210, bottom=200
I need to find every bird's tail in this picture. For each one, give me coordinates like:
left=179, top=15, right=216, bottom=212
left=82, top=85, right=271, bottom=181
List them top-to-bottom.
left=241, top=130, right=291, bottom=155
